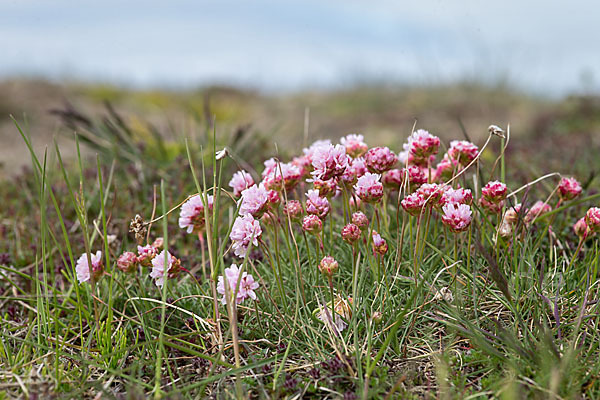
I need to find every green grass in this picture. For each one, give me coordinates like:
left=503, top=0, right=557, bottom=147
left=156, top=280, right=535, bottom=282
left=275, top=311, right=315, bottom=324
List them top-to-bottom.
left=1, top=102, right=600, bottom=399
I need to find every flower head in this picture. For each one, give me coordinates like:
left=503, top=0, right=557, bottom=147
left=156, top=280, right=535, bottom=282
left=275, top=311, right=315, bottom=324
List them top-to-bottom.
left=408, top=129, right=440, bottom=160
left=340, top=134, right=368, bottom=158
left=303, top=139, right=332, bottom=162
left=447, top=140, right=479, bottom=165
left=311, top=144, right=349, bottom=181
left=364, top=147, right=397, bottom=173
left=341, top=157, right=367, bottom=186
left=436, top=157, right=461, bottom=181
left=263, top=162, right=302, bottom=191
left=404, top=165, right=427, bottom=187
left=382, top=169, right=404, bottom=190
left=229, top=170, right=254, bottom=197
left=354, top=172, right=383, bottom=203
left=558, top=177, right=582, bottom=201
left=311, top=178, right=338, bottom=198
left=482, top=181, right=508, bottom=203
left=239, top=183, right=269, bottom=217
left=417, top=183, right=446, bottom=206
left=441, top=188, right=472, bottom=206
left=306, top=189, right=331, bottom=219
left=401, top=192, right=426, bottom=216
left=179, top=194, right=214, bottom=234
left=478, top=197, right=504, bottom=214
left=283, top=200, right=304, bottom=222
left=524, top=201, right=552, bottom=224
left=441, top=203, right=472, bottom=233
left=503, top=203, right=525, bottom=224
left=585, top=207, right=600, bottom=233
left=352, top=211, right=369, bottom=230
left=230, top=214, right=262, bottom=258
left=302, top=214, right=323, bottom=234
left=574, top=217, right=592, bottom=239
left=341, top=223, right=361, bottom=244
left=372, top=231, right=388, bottom=255
left=137, top=244, right=158, bottom=267
left=76, top=250, right=103, bottom=283
left=150, top=250, right=181, bottom=288
left=117, top=251, right=137, bottom=273
left=318, top=255, right=339, bottom=277
left=217, top=264, right=259, bottom=304
left=316, top=297, right=351, bottom=335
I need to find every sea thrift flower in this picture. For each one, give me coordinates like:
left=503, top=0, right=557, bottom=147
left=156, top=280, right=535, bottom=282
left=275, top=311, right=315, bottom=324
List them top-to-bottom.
left=408, top=129, right=440, bottom=159
left=340, top=134, right=368, bottom=158
left=303, top=139, right=332, bottom=162
left=447, top=140, right=479, bottom=164
left=311, top=144, right=349, bottom=180
left=364, top=147, right=397, bottom=173
left=292, top=155, right=311, bottom=178
left=341, top=157, right=367, bottom=186
left=436, top=157, right=461, bottom=181
left=263, top=162, right=302, bottom=191
left=404, top=165, right=427, bottom=187
left=382, top=169, right=404, bottom=190
left=229, top=170, right=255, bottom=197
left=354, top=172, right=383, bottom=203
left=558, top=177, right=582, bottom=201
left=312, top=178, right=338, bottom=198
left=482, top=181, right=508, bottom=203
left=239, top=183, right=269, bottom=217
left=417, top=183, right=445, bottom=206
left=441, top=188, right=472, bottom=206
left=267, top=189, right=280, bottom=207
left=306, top=189, right=331, bottom=219
left=401, top=193, right=426, bottom=216
left=179, top=194, right=214, bottom=234
left=479, top=197, right=504, bottom=214
left=283, top=200, right=304, bottom=222
left=524, top=201, right=552, bottom=224
left=441, top=203, right=472, bottom=233
left=503, top=203, right=524, bottom=224
left=585, top=207, right=600, bottom=233
left=352, top=211, right=369, bottom=230
left=230, top=214, right=262, bottom=258
left=303, top=214, right=323, bottom=234
left=574, top=217, right=592, bottom=239
left=342, top=223, right=361, bottom=244
left=372, top=231, right=388, bottom=255
left=151, top=237, right=164, bottom=250
left=137, top=244, right=158, bottom=267
left=150, top=250, right=181, bottom=288
left=75, top=251, right=103, bottom=283
left=117, top=251, right=137, bottom=273
left=318, top=256, right=339, bottom=277
left=217, top=264, right=259, bottom=304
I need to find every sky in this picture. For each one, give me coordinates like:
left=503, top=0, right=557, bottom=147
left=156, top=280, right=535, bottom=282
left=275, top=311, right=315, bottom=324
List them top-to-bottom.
left=1, top=0, right=599, bottom=96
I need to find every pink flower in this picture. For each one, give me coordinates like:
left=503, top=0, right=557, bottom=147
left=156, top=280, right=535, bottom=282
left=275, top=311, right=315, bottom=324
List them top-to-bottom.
left=408, top=129, right=440, bottom=159
left=340, top=134, right=368, bottom=158
left=303, top=139, right=332, bottom=162
left=447, top=140, right=479, bottom=165
left=311, top=144, right=349, bottom=180
left=364, top=147, right=397, bottom=173
left=292, top=155, right=311, bottom=178
left=261, top=157, right=278, bottom=178
left=341, top=157, right=367, bottom=186
left=436, top=157, right=461, bottom=181
left=263, top=162, right=302, bottom=191
left=404, top=165, right=427, bottom=187
left=382, top=169, right=404, bottom=190
left=229, top=170, right=254, bottom=197
left=354, top=172, right=383, bottom=203
left=558, top=177, right=582, bottom=201
left=311, top=178, right=338, bottom=198
left=482, top=181, right=508, bottom=203
left=239, top=183, right=269, bottom=217
left=417, top=183, right=446, bottom=206
left=441, top=188, right=472, bottom=206
left=305, top=189, right=331, bottom=219
left=401, top=192, right=426, bottom=216
left=179, top=194, right=214, bottom=234
left=478, top=197, right=504, bottom=214
left=283, top=200, right=304, bottom=222
left=524, top=201, right=552, bottom=224
left=441, top=203, right=472, bottom=233
left=503, top=203, right=525, bottom=224
left=585, top=207, right=600, bottom=233
left=352, top=211, right=369, bottom=230
left=230, top=214, right=262, bottom=258
left=302, top=214, right=323, bottom=234
left=574, top=217, right=592, bottom=239
left=342, top=223, right=361, bottom=244
left=372, top=231, right=388, bottom=255
left=137, top=244, right=158, bottom=267
left=76, top=250, right=103, bottom=283
left=150, top=250, right=180, bottom=288
left=117, top=251, right=137, bottom=273
left=318, top=255, right=339, bottom=277
left=217, top=264, right=259, bottom=305
left=317, top=306, right=347, bottom=334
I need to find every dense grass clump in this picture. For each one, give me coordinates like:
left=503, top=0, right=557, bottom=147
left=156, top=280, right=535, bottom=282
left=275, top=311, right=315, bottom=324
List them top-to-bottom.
left=1, top=111, right=600, bottom=400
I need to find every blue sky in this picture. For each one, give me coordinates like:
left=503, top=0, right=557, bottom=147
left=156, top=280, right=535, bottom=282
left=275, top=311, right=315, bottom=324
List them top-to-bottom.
left=1, top=0, right=599, bottom=95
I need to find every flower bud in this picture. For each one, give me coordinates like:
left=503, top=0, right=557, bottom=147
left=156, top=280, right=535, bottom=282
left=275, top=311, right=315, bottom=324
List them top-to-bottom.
left=283, top=200, right=304, bottom=222
left=585, top=207, right=600, bottom=233
left=351, top=212, right=368, bottom=231
left=302, top=214, right=323, bottom=234
left=574, top=217, right=591, bottom=239
left=341, top=223, right=361, bottom=244
left=372, top=231, right=388, bottom=255
left=117, top=251, right=138, bottom=273
left=318, top=256, right=339, bottom=277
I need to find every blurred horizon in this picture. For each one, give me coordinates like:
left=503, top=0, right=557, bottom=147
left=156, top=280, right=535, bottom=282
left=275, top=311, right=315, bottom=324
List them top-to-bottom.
left=1, top=0, right=599, bottom=97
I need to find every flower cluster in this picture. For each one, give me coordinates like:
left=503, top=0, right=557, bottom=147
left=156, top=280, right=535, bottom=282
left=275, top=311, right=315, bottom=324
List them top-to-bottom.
left=217, top=264, right=259, bottom=304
